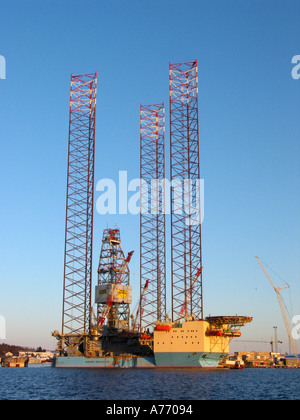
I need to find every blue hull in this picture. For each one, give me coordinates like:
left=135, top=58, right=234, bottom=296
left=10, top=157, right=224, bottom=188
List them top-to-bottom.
left=53, top=352, right=226, bottom=369
left=155, top=352, right=226, bottom=368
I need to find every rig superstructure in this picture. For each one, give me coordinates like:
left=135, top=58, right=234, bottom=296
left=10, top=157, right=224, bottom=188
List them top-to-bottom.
left=52, top=62, right=252, bottom=369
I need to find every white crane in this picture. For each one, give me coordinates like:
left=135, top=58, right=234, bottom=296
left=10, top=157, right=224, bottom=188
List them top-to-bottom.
left=255, top=255, right=299, bottom=366
left=178, top=267, right=203, bottom=321
left=131, top=279, right=149, bottom=333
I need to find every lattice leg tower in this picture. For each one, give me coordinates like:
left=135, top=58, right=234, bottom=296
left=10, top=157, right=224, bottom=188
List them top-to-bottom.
left=169, top=61, right=203, bottom=322
left=62, top=72, right=97, bottom=335
left=140, top=103, right=166, bottom=330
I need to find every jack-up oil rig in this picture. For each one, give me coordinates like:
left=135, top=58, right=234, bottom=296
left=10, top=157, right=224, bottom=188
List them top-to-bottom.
left=52, top=63, right=252, bottom=368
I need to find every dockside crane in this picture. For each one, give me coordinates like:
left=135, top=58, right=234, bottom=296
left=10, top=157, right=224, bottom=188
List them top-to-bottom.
left=254, top=255, right=299, bottom=366
left=238, top=339, right=283, bottom=353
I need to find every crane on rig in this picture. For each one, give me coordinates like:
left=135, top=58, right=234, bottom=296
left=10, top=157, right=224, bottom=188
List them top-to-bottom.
left=97, top=251, right=134, bottom=328
left=254, top=255, right=299, bottom=366
left=178, top=267, right=203, bottom=321
left=131, top=280, right=149, bottom=333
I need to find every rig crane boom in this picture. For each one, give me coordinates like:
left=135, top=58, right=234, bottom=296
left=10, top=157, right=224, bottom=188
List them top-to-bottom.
left=255, top=255, right=299, bottom=365
left=178, top=267, right=203, bottom=321
left=131, top=280, right=149, bottom=333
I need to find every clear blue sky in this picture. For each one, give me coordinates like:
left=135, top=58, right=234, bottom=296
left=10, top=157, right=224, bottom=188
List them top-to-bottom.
left=0, top=0, right=299, bottom=353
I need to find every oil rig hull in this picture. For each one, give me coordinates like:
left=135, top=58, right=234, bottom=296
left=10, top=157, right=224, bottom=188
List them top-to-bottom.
left=52, top=318, right=252, bottom=369
left=52, top=352, right=226, bottom=369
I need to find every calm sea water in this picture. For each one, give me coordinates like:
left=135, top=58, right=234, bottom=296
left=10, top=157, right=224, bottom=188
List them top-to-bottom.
left=0, top=365, right=299, bottom=400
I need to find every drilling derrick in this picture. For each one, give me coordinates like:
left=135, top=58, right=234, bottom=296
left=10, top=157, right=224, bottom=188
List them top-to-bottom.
left=169, top=61, right=203, bottom=322
left=62, top=72, right=97, bottom=336
left=140, top=103, right=166, bottom=330
left=95, top=228, right=132, bottom=331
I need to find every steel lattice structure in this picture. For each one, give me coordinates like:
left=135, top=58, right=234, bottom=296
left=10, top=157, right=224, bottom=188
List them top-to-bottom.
left=169, top=61, right=203, bottom=322
left=62, top=72, right=97, bottom=335
left=140, top=103, right=166, bottom=330
left=97, top=228, right=131, bottom=330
